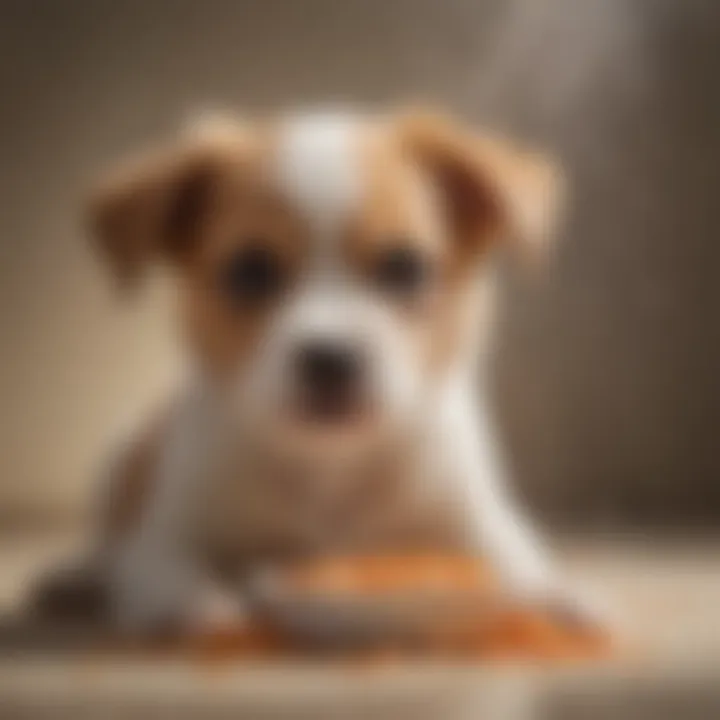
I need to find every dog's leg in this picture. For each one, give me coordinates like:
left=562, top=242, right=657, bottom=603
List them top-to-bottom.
left=438, top=387, right=605, bottom=625
left=107, top=406, right=247, bottom=635
left=29, top=409, right=171, bottom=625
left=110, top=489, right=249, bottom=635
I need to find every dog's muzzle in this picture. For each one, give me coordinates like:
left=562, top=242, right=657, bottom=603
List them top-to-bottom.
left=293, top=340, right=367, bottom=422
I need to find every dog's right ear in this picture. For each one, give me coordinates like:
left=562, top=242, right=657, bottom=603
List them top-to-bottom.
left=88, top=114, right=249, bottom=289
left=88, top=143, right=221, bottom=289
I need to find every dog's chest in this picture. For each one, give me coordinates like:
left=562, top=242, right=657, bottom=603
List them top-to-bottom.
left=180, top=431, right=469, bottom=564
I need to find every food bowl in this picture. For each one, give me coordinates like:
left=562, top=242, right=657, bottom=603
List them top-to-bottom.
left=245, top=554, right=506, bottom=647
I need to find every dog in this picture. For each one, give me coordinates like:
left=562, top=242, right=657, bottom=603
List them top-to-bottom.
left=42, top=107, right=589, bottom=635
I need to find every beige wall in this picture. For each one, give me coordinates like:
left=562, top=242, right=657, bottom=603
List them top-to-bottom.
left=0, top=0, right=717, bottom=529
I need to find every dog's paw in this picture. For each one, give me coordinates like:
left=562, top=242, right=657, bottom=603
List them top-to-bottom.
left=112, top=544, right=202, bottom=636
left=112, top=550, right=247, bottom=637
left=502, top=566, right=614, bottom=632
left=113, top=578, right=190, bottom=636
left=540, top=581, right=615, bottom=633
left=184, top=585, right=250, bottom=636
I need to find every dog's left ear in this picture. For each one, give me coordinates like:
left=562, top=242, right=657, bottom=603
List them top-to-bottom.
left=395, top=111, right=565, bottom=264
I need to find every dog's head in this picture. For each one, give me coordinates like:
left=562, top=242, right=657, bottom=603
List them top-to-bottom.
left=89, top=109, right=562, bottom=462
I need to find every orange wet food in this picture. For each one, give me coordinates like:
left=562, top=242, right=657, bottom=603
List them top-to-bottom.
left=283, top=553, right=498, bottom=595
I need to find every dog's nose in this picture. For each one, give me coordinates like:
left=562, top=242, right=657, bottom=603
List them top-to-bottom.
left=295, top=341, right=363, bottom=395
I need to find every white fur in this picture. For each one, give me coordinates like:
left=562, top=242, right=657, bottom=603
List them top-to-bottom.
left=104, top=112, right=575, bottom=633
left=276, top=112, right=363, bottom=240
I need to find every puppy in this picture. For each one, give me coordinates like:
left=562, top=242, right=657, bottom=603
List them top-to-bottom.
left=70, top=108, right=576, bottom=633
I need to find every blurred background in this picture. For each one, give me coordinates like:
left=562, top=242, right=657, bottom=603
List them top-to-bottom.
left=1, top=0, right=718, bottom=533
left=1, top=1, right=719, bottom=718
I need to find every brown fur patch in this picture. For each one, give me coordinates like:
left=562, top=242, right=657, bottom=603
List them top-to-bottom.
left=396, top=110, right=564, bottom=261
left=176, top=136, right=311, bottom=378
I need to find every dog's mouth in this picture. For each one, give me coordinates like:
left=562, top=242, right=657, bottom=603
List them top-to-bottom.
left=293, top=388, right=371, bottom=427
left=273, top=390, right=379, bottom=462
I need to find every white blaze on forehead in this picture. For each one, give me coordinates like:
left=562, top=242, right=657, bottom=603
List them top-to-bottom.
left=274, top=113, right=364, bottom=235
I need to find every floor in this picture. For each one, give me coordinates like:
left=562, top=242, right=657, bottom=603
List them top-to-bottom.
left=0, top=531, right=718, bottom=719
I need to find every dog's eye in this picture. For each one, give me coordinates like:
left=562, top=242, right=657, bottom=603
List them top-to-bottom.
left=219, top=245, right=284, bottom=306
left=373, top=245, right=429, bottom=296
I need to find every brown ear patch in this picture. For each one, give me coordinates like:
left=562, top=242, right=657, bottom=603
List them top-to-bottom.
left=395, top=110, right=564, bottom=264
left=395, top=112, right=505, bottom=261
left=474, top=133, right=565, bottom=264
left=88, top=142, right=231, bottom=289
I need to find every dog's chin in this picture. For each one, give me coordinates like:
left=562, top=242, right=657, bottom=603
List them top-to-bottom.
left=270, top=398, right=384, bottom=465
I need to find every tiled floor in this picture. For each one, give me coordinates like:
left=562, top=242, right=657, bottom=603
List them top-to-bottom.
left=0, top=532, right=718, bottom=719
